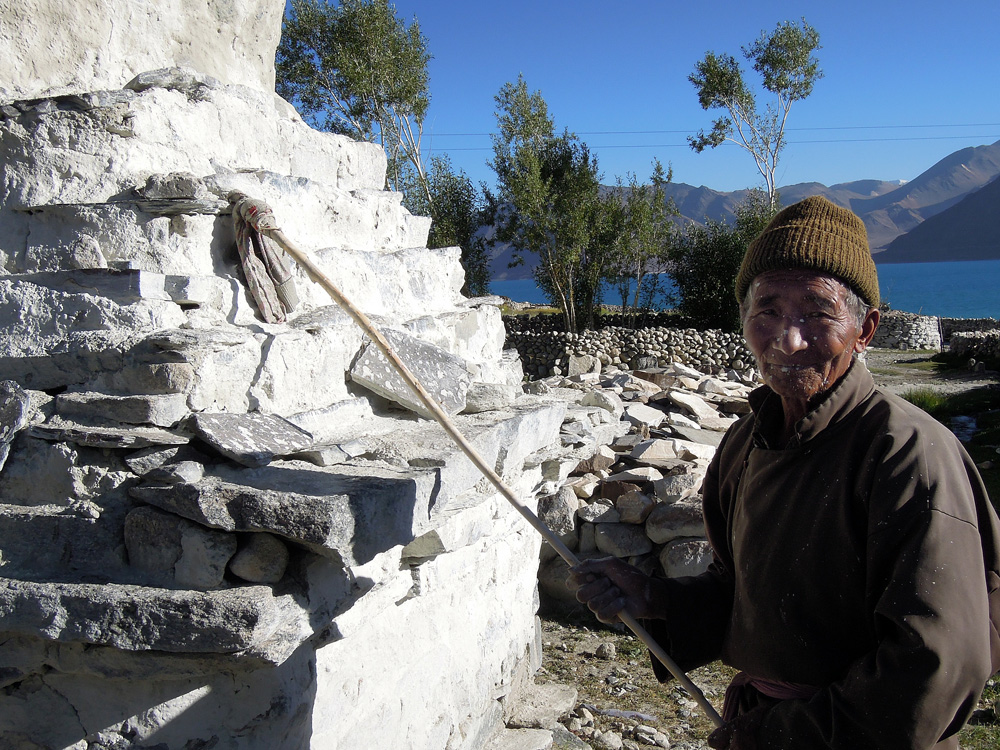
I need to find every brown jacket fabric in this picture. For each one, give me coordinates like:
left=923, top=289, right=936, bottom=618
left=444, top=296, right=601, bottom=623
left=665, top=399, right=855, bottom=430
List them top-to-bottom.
left=648, top=360, right=999, bottom=748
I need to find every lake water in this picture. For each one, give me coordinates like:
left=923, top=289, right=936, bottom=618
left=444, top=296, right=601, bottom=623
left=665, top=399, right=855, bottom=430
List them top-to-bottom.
left=489, top=259, right=1000, bottom=320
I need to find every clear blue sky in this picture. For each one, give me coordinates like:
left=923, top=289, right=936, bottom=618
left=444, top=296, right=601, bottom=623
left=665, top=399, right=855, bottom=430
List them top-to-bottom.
left=380, top=0, right=1000, bottom=192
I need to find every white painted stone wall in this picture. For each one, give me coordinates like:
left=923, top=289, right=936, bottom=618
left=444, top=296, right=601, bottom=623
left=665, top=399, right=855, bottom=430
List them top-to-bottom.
left=0, top=0, right=284, bottom=102
left=0, top=2, right=578, bottom=747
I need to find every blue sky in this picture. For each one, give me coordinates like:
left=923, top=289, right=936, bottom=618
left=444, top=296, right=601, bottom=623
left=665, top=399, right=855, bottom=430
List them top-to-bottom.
left=379, top=0, right=1000, bottom=192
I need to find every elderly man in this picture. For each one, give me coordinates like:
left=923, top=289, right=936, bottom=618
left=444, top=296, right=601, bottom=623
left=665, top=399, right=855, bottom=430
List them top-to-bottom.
left=571, top=196, right=1000, bottom=749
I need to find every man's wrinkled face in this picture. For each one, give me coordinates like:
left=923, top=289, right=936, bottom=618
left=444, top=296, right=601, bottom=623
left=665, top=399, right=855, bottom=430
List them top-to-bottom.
left=742, top=270, right=874, bottom=408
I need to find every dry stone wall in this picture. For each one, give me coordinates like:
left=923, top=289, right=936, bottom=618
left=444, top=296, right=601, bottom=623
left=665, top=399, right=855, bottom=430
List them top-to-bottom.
left=0, top=3, right=592, bottom=747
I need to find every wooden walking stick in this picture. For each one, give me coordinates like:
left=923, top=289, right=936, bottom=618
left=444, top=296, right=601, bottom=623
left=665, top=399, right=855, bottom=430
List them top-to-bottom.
left=228, top=192, right=725, bottom=729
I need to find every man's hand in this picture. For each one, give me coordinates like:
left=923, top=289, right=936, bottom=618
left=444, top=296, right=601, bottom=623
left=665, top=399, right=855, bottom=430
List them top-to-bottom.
left=567, top=557, right=665, bottom=624
left=707, top=706, right=766, bottom=750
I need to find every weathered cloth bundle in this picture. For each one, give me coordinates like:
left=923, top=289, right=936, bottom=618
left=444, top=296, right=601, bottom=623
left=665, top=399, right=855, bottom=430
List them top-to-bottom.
left=229, top=191, right=298, bottom=323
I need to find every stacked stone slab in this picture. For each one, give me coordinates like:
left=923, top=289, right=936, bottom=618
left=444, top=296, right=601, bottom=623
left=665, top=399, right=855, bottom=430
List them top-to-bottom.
left=0, top=3, right=583, bottom=748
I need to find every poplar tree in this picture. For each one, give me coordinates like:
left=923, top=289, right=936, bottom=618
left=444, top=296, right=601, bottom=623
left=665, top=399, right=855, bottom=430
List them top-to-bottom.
left=276, top=0, right=432, bottom=203
left=689, top=18, right=822, bottom=208
left=487, top=76, right=609, bottom=333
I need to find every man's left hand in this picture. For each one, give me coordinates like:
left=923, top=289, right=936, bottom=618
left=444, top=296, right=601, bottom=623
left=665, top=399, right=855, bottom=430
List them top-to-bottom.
left=707, top=706, right=766, bottom=750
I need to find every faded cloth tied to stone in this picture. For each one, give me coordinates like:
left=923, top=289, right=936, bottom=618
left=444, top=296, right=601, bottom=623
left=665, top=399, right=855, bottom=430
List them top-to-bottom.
left=229, top=192, right=298, bottom=323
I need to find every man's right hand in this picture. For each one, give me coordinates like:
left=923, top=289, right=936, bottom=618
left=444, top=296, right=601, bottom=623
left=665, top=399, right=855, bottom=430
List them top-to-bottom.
left=567, top=557, right=666, bottom=624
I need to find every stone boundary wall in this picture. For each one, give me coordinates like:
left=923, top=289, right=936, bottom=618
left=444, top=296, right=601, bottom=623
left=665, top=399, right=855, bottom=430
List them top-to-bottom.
left=504, top=309, right=949, bottom=378
left=870, top=310, right=942, bottom=351
left=504, top=316, right=755, bottom=380
left=942, top=318, right=1000, bottom=340
left=950, top=330, right=1000, bottom=361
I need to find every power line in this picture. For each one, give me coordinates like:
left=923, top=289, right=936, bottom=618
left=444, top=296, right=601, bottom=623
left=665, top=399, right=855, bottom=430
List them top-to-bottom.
left=426, top=123, right=1000, bottom=138
left=438, top=134, right=1000, bottom=153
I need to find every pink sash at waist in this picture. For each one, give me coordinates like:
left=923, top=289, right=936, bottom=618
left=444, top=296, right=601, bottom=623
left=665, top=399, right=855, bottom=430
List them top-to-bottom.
left=722, top=671, right=822, bottom=721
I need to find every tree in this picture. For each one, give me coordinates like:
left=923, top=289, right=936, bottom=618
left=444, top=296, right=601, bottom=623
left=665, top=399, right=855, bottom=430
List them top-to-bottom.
left=276, top=0, right=432, bottom=204
left=688, top=18, right=822, bottom=209
left=487, top=77, right=609, bottom=333
left=407, top=155, right=490, bottom=297
left=604, top=159, right=678, bottom=325
left=669, top=190, right=777, bottom=332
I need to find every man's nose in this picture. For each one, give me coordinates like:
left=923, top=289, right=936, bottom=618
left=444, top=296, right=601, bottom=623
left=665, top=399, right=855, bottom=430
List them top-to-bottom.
left=774, top=321, right=808, bottom=354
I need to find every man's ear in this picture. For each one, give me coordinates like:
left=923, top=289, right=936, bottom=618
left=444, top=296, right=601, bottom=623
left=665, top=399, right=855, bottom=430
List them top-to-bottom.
left=855, top=308, right=880, bottom=353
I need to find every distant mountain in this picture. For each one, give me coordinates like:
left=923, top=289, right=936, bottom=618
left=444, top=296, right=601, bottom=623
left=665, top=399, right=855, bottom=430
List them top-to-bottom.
left=487, top=139, right=1000, bottom=279
left=852, top=140, right=1000, bottom=251
left=875, top=175, right=1000, bottom=263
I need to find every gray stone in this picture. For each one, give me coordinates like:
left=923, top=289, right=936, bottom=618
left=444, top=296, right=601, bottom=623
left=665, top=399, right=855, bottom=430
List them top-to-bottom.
left=350, top=329, right=472, bottom=417
left=567, top=353, right=601, bottom=377
left=0, top=380, right=30, bottom=471
left=463, top=382, right=520, bottom=413
left=580, top=389, right=624, bottom=419
left=665, top=389, right=718, bottom=421
left=56, top=390, right=189, bottom=427
left=621, top=403, right=666, bottom=429
left=189, top=412, right=314, bottom=468
left=28, top=416, right=190, bottom=450
left=574, top=444, right=617, bottom=474
left=130, top=461, right=438, bottom=565
left=605, top=466, right=663, bottom=484
left=652, top=472, right=704, bottom=502
left=538, top=488, right=579, bottom=537
left=615, top=490, right=656, bottom=524
left=576, top=499, right=620, bottom=524
left=645, top=499, right=706, bottom=544
left=124, top=505, right=237, bottom=590
left=595, top=523, right=653, bottom=557
left=228, top=532, right=289, bottom=584
left=659, top=539, right=713, bottom=578
left=0, top=578, right=293, bottom=656
left=505, top=681, right=578, bottom=729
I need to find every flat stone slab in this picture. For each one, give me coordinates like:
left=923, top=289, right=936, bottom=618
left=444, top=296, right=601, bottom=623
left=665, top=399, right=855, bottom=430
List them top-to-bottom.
left=349, top=329, right=472, bottom=417
left=56, top=391, right=189, bottom=427
left=189, top=412, right=315, bottom=467
left=28, top=415, right=190, bottom=449
left=130, top=461, right=439, bottom=565
left=0, top=577, right=288, bottom=656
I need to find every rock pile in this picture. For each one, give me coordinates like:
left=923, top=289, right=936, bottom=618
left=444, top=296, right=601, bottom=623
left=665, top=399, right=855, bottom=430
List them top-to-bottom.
left=506, top=321, right=756, bottom=380
left=523, top=362, right=757, bottom=608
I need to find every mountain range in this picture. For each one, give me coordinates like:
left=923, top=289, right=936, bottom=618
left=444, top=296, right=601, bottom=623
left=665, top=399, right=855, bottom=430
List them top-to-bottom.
left=488, top=139, right=1000, bottom=280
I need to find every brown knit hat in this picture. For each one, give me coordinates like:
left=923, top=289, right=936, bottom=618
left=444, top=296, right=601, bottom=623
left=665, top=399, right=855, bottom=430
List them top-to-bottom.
left=734, top=196, right=880, bottom=307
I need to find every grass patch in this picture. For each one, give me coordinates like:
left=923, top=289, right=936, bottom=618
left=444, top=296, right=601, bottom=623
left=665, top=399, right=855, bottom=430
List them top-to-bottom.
left=900, top=386, right=1000, bottom=513
left=900, top=387, right=949, bottom=414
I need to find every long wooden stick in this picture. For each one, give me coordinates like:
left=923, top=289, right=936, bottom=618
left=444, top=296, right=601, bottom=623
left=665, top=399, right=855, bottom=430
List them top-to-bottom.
left=231, top=194, right=724, bottom=728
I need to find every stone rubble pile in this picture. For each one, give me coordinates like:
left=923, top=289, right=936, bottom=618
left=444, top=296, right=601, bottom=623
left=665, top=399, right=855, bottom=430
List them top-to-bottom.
left=505, top=321, right=756, bottom=380
left=523, top=362, right=757, bottom=610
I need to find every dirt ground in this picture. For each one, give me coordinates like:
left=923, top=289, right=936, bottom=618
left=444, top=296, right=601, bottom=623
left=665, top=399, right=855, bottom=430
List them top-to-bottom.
left=538, top=347, right=1000, bottom=749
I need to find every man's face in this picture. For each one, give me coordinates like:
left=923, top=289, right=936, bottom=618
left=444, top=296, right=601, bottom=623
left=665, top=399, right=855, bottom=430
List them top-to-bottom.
left=742, top=270, right=877, bottom=409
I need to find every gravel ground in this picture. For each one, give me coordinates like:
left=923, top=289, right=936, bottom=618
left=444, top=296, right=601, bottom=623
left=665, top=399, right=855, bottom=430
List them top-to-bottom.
left=864, top=346, right=1000, bottom=396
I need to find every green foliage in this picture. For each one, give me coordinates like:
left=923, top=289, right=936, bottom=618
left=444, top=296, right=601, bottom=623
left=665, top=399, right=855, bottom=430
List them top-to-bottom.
left=276, top=0, right=432, bottom=202
left=688, top=18, right=822, bottom=207
left=487, top=76, right=612, bottom=333
left=407, top=155, right=489, bottom=296
left=604, top=159, right=678, bottom=325
left=669, top=190, right=776, bottom=332
left=899, top=387, right=949, bottom=414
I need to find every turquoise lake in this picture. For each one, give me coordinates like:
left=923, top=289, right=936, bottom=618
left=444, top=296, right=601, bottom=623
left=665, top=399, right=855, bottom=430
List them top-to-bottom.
left=489, top=259, right=1000, bottom=320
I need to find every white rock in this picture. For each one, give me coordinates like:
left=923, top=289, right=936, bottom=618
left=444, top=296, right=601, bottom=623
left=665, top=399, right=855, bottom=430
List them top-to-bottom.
left=1, top=1, right=284, bottom=101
